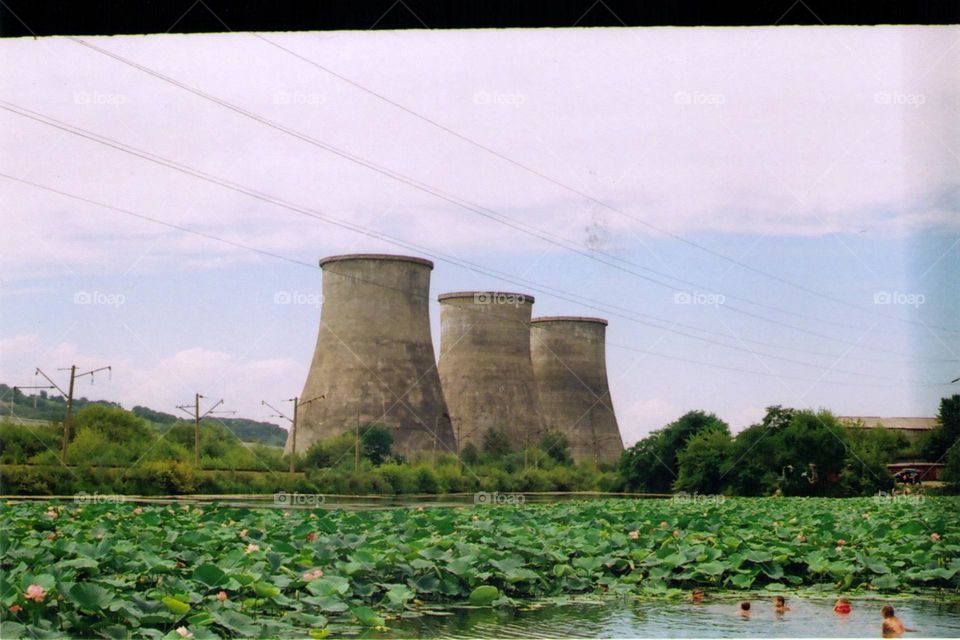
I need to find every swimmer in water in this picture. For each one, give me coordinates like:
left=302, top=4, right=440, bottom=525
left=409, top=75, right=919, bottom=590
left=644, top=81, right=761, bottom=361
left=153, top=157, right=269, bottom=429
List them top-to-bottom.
left=691, top=589, right=704, bottom=604
left=773, top=595, right=790, bottom=613
left=833, top=598, right=851, bottom=615
left=739, top=601, right=751, bottom=618
left=881, top=605, right=914, bottom=637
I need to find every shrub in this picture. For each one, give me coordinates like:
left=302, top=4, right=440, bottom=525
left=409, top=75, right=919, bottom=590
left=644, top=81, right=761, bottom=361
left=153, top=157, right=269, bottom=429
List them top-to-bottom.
left=0, top=421, right=61, bottom=464
left=538, top=430, right=572, bottom=465
left=124, top=461, right=195, bottom=495
left=377, top=463, right=418, bottom=494
left=413, top=465, right=440, bottom=493
left=435, top=465, right=464, bottom=493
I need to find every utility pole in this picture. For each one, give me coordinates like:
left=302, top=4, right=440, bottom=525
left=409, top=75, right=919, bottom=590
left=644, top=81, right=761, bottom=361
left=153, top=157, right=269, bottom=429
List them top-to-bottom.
left=33, top=364, right=111, bottom=464
left=177, top=394, right=233, bottom=468
left=262, top=396, right=302, bottom=474
left=355, top=404, right=360, bottom=471
left=432, top=416, right=438, bottom=468
left=455, top=418, right=462, bottom=472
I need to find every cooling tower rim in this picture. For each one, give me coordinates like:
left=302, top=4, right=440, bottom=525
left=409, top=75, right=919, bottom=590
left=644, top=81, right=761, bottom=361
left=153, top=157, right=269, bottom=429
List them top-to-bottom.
left=319, top=253, right=434, bottom=269
left=438, top=291, right=535, bottom=303
left=531, top=315, right=608, bottom=326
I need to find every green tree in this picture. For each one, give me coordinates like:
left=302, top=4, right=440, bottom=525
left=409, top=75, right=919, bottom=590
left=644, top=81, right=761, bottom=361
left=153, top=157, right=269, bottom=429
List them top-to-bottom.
left=921, top=395, right=960, bottom=462
left=72, top=404, right=154, bottom=443
left=619, top=410, right=729, bottom=492
left=723, top=423, right=780, bottom=496
left=360, top=424, right=393, bottom=465
left=482, top=427, right=512, bottom=457
left=674, top=428, right=732, bottom=494
left=538, top=430, right=572, bottom=465
left=941, top=440, right=960, bottom=490
left=460, top=441, right=480, bottom=466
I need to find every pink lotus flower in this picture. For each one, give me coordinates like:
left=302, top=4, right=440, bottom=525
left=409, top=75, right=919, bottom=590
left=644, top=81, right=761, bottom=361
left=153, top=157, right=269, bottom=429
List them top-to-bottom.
left=133, top=507, right=143, bottom=515
left=659, top=521, right=668, bottom=528
left=239, top=529, right=248, bottom=538
left=673, top=529, right=681, bottom=538
left=628, top=530, right=639, bottom=540
left=305, top=532, right=317, bottom=542
left=931, top=532, right=941, bottom=541
left=796, top=534, right=807, bottom=543
left=836, top=539, right=846, bottom=546
left=244, top=543, right=260, bottom=554
left=303, top=569, right=324, bottom=581
left=25, top=584, right=46, bottom=602
left=216, top=591, right=227, bottom=602
left=9, top=604, right=22, bottom=613
left=175, top=626, right=193, bottom=638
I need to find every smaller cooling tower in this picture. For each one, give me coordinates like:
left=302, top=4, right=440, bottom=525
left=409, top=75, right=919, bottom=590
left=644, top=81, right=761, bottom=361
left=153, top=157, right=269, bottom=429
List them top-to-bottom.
left=289, top=254, right=456, bottom=459
left=437, top=291, right=543, bottom=453
left=530, top=316, right=624, bottom=465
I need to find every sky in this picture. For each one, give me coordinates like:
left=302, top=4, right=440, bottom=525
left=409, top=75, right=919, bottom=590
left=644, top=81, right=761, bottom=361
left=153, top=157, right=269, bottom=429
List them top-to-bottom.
left=1, top=26, right=958, bottom=446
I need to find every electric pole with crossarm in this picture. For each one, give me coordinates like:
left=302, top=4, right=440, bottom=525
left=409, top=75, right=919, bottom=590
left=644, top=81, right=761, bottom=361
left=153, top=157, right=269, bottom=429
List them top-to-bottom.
left=27, top=364, right=112, bottom=464
left=177, top=394, right=234, bottom=467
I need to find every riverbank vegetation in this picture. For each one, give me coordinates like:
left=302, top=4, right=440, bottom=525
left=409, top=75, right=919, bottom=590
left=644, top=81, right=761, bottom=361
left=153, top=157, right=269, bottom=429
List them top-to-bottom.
left=1, top=395, right=957, bottom=497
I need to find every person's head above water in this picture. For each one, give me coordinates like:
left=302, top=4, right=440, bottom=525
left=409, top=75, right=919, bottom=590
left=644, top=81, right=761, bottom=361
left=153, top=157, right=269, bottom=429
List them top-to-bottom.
left=692, top=589, right=704, bottom=602
left=774, top=596, right=786, bottom=606
left=834, top=598, right=852, bottom=614
left=740, top=601, right=751, bottom=611
left=882, top=605, right=896, bottom=619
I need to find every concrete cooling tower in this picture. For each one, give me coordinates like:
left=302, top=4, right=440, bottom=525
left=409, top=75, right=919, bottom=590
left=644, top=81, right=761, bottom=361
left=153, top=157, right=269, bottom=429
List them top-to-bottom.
left=288, top=254, right=456, bottom=458
left=437, top=291, right=543, bottom=453
left=529, top=317, right=624, bottom=465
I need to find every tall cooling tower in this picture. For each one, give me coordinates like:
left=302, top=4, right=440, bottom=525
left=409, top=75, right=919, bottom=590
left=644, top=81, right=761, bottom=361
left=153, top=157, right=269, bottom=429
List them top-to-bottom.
left=289, top=254, right=456, bottom=458
left=437, top=292, right=543, bottom=452
left=529, top=316, right=624, bottom=465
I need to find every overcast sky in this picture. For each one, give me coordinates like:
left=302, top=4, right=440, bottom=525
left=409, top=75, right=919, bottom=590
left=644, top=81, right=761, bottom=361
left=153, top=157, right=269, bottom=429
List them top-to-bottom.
left=1, top=26, right=958, bottom=445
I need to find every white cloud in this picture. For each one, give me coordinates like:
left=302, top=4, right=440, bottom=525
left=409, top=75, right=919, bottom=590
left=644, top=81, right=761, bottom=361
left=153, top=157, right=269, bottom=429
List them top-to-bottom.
left=1, top=27, right=957, bottom=280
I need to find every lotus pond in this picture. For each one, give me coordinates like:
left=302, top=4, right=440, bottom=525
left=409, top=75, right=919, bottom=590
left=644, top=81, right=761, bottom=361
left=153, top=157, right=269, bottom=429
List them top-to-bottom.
left=1, top=497, right=958, bottom=638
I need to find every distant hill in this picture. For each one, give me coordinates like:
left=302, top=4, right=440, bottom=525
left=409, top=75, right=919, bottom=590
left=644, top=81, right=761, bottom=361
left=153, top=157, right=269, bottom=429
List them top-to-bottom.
left=0, top=383, right=288, bottom=447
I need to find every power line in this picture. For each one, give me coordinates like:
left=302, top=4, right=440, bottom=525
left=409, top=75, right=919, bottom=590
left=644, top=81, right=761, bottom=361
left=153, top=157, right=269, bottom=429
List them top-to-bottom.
left=254, top=33, right=959, bottom=336
left=65, top=37, right=959, bottom=337
left=2, top=102, right=952, bottom=366
left=1, top=170, right=952, bottom=389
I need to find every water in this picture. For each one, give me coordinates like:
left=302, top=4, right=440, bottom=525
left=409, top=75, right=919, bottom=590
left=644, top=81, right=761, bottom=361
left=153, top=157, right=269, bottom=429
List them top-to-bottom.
left=367, top=597, right=960, bottom=638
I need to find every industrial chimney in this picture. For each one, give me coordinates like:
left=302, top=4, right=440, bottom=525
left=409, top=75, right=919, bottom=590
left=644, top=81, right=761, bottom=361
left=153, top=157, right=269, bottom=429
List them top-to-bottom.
left=289, top=254, right=456, bottom=459
left=437, top=291, right=543, bottom=454
left=529, top=316, right=624, bottom=465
